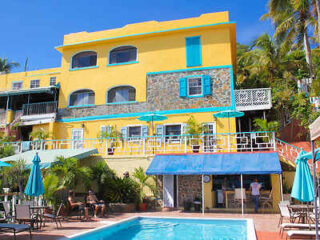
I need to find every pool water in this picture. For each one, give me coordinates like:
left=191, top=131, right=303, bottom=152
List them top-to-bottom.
left=71, top=217, right=250, bottom=240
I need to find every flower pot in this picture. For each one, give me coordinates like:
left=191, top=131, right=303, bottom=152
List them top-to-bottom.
left=192, top=145, right=200, bottom=153
left=107, top=148, right=115, bottom=155
left=138, top=203, right=147, bottom=211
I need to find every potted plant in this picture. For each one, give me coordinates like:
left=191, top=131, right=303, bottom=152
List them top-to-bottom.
left=185, top=116, right=207, bottom=153
left=98, top=126, right=122, bottom=155
left=29, top=128, right=50, bottom=150
left=133, top=167, right=156, bottom=211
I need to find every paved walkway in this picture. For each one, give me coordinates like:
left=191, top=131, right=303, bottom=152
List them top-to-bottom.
left=1, top=211, right=283, bottom=240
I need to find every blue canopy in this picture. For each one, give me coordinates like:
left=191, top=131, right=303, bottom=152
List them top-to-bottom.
left=213, top=110, right=244, bottom=118
left=138, top=113, right=168, bottom=122
left=291, top=151, right=314, bottom=202
left=146, top=152, right=282, bottom=175
left=24, top=153, right=44, bottom=197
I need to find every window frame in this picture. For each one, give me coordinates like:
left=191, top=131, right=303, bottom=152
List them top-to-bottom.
left=108, top=45, right=138, bottom=66
left=70, top=50, right=98, bottom=70
left=187, top=76, right=203, bottom=97
left=30, top=79, right=40, bottom=89
left=11, top=81, right=23, bottom=90
left=106, top=85, right=136, bottom=104
left=68, top=89, right=95, bottom=108
left=164, top=124, right=183, bottom=143
left=127, top=125, right=142, bottom=139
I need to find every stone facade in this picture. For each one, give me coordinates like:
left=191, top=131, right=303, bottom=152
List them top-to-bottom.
left=57, top=68, right=232, bottom=119
left=178, top=175, right=202, bottom=207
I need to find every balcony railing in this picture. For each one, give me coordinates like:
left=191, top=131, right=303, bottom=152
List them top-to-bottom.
left=235, top=88, right=272, bottom=111
left=22, top=101, right=57, bottom=116
left=2, top=131, right=276, bottom=156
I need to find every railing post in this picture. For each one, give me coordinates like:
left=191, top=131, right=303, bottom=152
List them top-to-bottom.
left=272, top=132, right=276, bottom=151
left=228, top=134, right=231, bottom=152
left=184, top=136, right=187, bottom=153
left=143, top=137, right=146, bottom=154
left=105, top=139, right=108, bottom=157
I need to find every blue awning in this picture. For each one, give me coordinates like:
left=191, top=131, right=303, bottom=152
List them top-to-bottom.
left=146, top=152, right=282, bottom=175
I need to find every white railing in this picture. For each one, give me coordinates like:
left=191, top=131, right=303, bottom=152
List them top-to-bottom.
left=235, top=88, right=272, bottom=111
left=1, top=131, right=275, bottom=156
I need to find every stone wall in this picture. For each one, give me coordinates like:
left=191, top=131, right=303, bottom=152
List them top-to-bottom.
left=57, top=67, right=232, bottom=119
left=178, top=175, right=202, bottom=207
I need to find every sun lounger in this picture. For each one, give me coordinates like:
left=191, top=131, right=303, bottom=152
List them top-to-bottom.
left=0, top=223, right=32, bottom=240
left=280, top=223, right=315, bottom=237
left=286, top=230, right=320, bottom=239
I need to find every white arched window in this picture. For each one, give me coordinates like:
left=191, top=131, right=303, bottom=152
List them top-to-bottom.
left=109, top=46, right=137, bottom=64
left=71, top=51, right=97, bottom=69
left=107, top=86, right=136, bottom=103
left=69, top=89, right=95, bottom=107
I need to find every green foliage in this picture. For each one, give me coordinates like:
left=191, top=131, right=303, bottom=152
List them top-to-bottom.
left=0, top=58, right=19, bottom=73
left=184, top=116, right=207, bottom=145
left=253, top=119, right=279, bottom=132
left=29, top=128, right=50, bottom=141
left=0, top=145, right=15, bottom=158
left=49, top=156, right=92, bottom=190
left=0, top=159, right=29, bottom=192
left=89, top=161, right=116, bottom=199
left=133, top=167, right=156, bottom=203
left=43, top=174, right=60, bottom=208
left=104, top=176, right=140, bottom=203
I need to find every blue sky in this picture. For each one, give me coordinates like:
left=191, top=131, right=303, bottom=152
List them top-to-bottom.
left=0, top=0, right=273, bottom=72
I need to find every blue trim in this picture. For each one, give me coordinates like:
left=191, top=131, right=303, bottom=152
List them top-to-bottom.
left=56, top=21, right=236, bottom=49
left=185, top=36, right=202, bottom=67
left=107, top=61, right=138, bottom=66
left=69, top=65, right=99, bottom=71
left=146, top=65, right=232, bottom=75
left=229, top=66, right=236, bottom=110
left=184, top=75, right=205, bottom=98
left=11, top=81, right=23, bottom=90
left=106, top=101, right=137, bottom=105
left=68, top=104, right=95, bottom=108
left=58, top=106, right=233, bottom=123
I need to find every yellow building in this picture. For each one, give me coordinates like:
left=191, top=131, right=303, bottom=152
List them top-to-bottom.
left=0, top=11, right=281, bottom=213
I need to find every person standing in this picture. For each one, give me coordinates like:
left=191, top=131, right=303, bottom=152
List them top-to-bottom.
left=250, top=178, right=261, bottom=213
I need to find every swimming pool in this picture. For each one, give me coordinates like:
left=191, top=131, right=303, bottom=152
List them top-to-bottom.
left=69, top=217, right=256, bottom=240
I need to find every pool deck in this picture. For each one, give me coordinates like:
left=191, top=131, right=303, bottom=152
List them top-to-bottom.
left=1, top=211, right=283, bottom=240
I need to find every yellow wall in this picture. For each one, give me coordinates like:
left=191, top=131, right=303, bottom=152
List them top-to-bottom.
left=271, top=174, right=281, bottom=213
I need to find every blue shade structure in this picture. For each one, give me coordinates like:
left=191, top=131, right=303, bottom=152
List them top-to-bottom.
left=213, top=110, right=244, bottom=133
left=138, top=113, right=168, bottom=135
left=291, top=151, right=314, bottom=202
left=24, top=153, right=44, bottom=197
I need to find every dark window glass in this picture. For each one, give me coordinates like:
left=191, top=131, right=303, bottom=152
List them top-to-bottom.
left=109, top=46, right=137, bottom=64
left=72, top=51, right=97, bottom=68
left=50, top=77, right=56, bottom=86
left=188, top=77, right=202, bottom=96
left=30, top=80, right=40, bottom=88
left=107, top=86, right=136, bottom=103
left=69, top=89, right=95, bottom=106
left=165, top=125, right=181, bottom=136
left=128, top=126, right=141, bottom=138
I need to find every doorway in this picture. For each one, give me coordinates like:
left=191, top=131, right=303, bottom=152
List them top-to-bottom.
left=20, top=126, right=32, bottom=141
left=163, top=175, right=178, bottom=208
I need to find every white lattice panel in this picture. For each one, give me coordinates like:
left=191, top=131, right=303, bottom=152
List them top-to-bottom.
left=235, top=88, right=272, bottom=111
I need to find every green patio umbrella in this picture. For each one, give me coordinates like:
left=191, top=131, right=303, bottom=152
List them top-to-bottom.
left=213, top=110, right=244, bottom=133
left=138, top=113, right=168, bottom=135
left=291, top=151, right=314, bottom=202
left=24, top=153, right=44, bottom=197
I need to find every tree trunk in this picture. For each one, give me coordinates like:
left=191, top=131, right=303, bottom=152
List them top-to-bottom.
left=316, top=0, right=320, bottom=42
left=303, top=31, right=314, bottom=79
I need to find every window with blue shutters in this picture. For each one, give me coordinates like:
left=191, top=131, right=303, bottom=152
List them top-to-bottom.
left=185, top=36, right=202, bottom=67
left=179, top=75, right=211, bottom=98
left=120, top=127, right=128, bottom=139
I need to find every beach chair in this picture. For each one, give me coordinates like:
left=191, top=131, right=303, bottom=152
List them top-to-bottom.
left=231, top=188, right=246, bottom=209
left=260, top=190, right=272, bottom=212
left=278, top=201, right=291, bottom=226
left=43, top=203, right=63, bottom=228
left=15, top=205, right=38, bottom=229
left=0, top=223, right=32, bottom=240
left=280, top=223, right=315, bottom=237
left=286, top=230, right=320, bottom=239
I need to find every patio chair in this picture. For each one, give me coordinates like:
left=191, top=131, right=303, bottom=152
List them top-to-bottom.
left=231, top=188, right=246, bottom=209
left=260, top=189, right=272, bottom=212
left=1, top=201, right=13, bottom=222
left=278, top=201, right=291, bottom=226
left=43, top=203, right=63, bottom=228
left=15, top=204, right=38, bottom=229
left=0, top=223, right=32, bottom=240
left=286, top=230, right=320, bottom=239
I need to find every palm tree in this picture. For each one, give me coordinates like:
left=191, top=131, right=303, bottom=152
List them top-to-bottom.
left=262, top=0, right=315, bottom=79
left=0, top=58, right=19, bottom=74
left=50, top=156, right=92, bottom=190
left=90, top=161, right=116, bottom=198
left=133, top=167, right=156, bottom=203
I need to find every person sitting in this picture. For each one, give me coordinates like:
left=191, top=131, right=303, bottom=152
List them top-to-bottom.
left=68, top=190, right=89, bottom=220
left=86, top=190, right=106, bottom=218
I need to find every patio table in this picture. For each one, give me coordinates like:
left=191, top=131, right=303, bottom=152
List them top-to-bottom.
left=288, top=205, right=312, bottom=223
left=30, top=206, right=47, bottom=228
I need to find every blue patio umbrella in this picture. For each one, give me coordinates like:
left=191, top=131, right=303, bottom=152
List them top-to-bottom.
left=213, top=110, right=244, bottom=132
left=138, top=113, right=168, bottom=135
left=291, top=151, right=314, bottom=202
left=24, top=153, right=44, bottom=197
left=0, top=161, right=11, bottom=167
